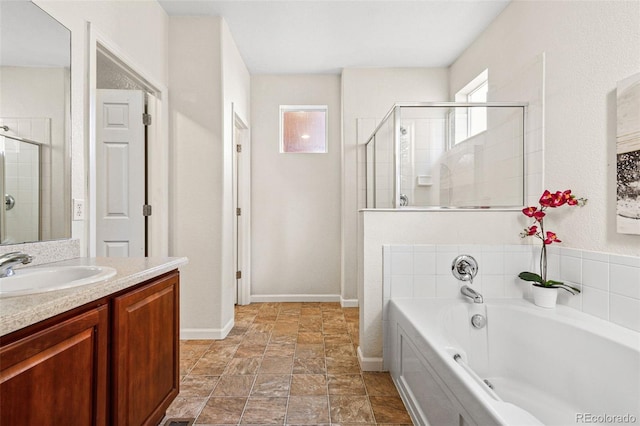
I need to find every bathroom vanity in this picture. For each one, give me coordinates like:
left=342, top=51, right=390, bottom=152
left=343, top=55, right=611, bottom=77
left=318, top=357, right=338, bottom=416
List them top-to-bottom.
left=0, top=257, right=187, bottom=426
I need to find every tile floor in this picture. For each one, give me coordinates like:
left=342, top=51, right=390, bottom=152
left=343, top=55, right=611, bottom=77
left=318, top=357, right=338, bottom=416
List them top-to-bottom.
left=163, top=302, right=413, bottom=425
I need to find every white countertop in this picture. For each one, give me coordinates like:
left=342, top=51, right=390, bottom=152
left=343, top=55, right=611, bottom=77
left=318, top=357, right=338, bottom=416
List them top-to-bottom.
left=0, top=256, right=188, bottom=337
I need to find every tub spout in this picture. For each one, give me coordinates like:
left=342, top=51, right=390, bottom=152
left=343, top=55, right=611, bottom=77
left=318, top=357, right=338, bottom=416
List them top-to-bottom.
left=461, top=285, right=483, bottom=303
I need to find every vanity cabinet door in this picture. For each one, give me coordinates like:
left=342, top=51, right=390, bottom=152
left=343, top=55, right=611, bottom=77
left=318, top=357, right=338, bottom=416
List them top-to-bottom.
left=111, top=271, right=179, bottom=426
left=0, top=305, right=108, bottom=426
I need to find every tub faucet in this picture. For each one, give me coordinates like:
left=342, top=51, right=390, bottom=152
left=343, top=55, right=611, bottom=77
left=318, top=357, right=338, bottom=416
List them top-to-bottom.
left=0, top=251, right=34, bottom=278
left=461, top=285, right=483, bottom=304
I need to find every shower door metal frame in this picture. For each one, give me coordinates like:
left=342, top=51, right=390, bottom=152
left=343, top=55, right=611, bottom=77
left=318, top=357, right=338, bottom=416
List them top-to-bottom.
left=364, top=102, right=529, bottom=209
left=0, top=134, right=43, bottom=243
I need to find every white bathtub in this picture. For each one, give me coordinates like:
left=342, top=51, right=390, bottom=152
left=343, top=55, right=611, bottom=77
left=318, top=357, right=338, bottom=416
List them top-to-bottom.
left=387, top=298, right=640, bottom=426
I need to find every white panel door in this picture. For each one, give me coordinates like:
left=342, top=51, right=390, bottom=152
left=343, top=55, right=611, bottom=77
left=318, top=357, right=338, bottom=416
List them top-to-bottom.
left=96, top=89, right=145, bottom=257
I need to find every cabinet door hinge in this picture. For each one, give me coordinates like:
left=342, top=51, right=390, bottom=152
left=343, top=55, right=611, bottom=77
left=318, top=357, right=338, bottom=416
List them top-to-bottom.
left=142, top=113, right=152, bottom=126
left=236, top=144, right=242, bottom=153
left=143, top=204, right=152, bottom=216
left=236, top=207, right=241, bottom=216
left=236, top=270, right=242, bottom=279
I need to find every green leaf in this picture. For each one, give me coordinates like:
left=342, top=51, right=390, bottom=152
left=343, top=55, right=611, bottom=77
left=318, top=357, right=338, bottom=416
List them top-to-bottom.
left=518, top=272, right=543, bottom=283
left=545, top=280, right=581, bottom=295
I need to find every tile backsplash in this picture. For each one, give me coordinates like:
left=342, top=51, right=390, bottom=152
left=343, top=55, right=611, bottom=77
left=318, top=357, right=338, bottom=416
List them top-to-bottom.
left=383, top=244, right=640, bottom=333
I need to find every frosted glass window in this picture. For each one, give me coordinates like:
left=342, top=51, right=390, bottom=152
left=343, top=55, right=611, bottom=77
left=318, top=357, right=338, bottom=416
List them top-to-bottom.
left=280, top=105, right=327, bottom=153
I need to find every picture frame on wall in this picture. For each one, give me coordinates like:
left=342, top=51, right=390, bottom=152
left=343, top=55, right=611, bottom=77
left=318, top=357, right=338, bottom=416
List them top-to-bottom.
left=616, top=72, right=640, bottom=235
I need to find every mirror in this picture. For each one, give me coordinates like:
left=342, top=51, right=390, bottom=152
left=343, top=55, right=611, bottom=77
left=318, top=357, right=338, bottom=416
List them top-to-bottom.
left=0, top=0, right=71, bottom=245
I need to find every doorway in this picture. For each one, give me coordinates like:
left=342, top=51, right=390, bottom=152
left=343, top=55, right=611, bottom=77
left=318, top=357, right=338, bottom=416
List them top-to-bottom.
left=89, top=33, right=169, bottom=257
left=233, top=106, right=250, bottom=305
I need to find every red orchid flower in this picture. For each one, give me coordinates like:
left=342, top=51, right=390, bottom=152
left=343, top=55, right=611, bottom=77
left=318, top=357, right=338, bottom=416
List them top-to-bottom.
left=564, top=189, right=579, bottom=206
left=539, top=190, right=553, bottom=207
left=552, top=191, right=568, bottom=207
left=522, top=206, right=545, bottom=221
left=526, top=225, right=538, bottom=236
left=543, top=231, right=561, bottom=245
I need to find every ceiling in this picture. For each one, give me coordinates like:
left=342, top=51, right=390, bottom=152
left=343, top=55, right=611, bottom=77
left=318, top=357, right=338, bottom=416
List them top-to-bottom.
left=158, top=0, right=511, bottom=74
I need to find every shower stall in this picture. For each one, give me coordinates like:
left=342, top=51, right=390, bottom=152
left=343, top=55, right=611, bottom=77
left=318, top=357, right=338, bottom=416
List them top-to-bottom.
left=365, top=102, right=527, bottom=209
left=0, top=128, right=42, bottom=244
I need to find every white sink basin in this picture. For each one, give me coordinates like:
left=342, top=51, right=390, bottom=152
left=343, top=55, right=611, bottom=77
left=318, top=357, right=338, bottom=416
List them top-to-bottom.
left=0, top=265, right=117, bottom=298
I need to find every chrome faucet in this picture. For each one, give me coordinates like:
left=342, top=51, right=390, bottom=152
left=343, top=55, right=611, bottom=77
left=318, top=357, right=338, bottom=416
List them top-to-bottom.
left=0, top=251, right=34, bottom=278
left=452, top=254, right=483, bottom=303
left=460, top=285, right=483, bottom=304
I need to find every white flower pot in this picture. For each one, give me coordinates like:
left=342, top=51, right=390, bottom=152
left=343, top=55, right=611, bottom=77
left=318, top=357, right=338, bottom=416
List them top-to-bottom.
left=532, top=285, right=558, bottom=308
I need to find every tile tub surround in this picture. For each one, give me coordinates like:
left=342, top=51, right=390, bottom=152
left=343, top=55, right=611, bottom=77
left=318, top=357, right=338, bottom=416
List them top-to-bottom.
left=383, top=244, right=640, bottom=332
left=0, top=256, right=188, bottom=336
left=165, top=302, right=413, bottom=425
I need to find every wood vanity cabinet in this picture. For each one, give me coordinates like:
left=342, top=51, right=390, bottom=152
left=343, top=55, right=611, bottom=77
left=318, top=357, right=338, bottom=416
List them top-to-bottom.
left=0, top=270, right=180, bottom=426
left=111, top=271, right=180, bottom=426
left=0, top=304, right=109, bottom=426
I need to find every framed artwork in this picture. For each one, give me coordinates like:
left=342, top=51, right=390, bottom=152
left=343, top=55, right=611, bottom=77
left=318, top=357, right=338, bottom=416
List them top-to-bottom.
left=616, top=72, right=640, bottom=235
left=279, top=105, right=328, bottom=153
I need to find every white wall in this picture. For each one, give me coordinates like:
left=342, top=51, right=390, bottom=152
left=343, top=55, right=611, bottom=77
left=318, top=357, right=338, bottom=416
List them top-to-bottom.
left=34, top=0, right=169, bottom=255
left=450, top=0, right=640, bottom=256
left=170, top=16, right=223, bottom=336
left=170, top=17, right=250, bottom=337
left=221, top=19, right=251, bottom=316
left=341, top=68, right=449, bottom=303
left=250, top=75, right=342, bottom=300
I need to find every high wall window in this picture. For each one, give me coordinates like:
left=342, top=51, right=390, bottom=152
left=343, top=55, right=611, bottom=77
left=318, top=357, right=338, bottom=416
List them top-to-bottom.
left=452, top=69, right=489, bottom=145
left=280, top=105, right=328, bottom=153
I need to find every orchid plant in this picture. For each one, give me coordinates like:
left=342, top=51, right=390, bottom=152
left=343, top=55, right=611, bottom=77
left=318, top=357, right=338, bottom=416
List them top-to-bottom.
left=518, top=189, right=587, bottom=294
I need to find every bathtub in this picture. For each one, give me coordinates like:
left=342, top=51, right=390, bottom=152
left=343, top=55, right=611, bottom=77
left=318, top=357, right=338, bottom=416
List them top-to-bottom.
left=386, top=298, right=640, bottom=426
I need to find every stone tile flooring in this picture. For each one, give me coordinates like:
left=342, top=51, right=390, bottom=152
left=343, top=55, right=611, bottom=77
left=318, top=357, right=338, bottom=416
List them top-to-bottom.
left=163, top=302, right=413, bottom=425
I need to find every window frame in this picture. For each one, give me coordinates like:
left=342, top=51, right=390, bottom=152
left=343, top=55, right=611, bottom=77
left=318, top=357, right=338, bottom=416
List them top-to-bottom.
left=452, top=69, right=489, bottom=146
left=279, top=105, right=329, bottom=154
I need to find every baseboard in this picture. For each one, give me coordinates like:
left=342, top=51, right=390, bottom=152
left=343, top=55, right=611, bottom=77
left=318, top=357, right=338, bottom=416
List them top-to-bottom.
left=250, top=294, right=342, bottom=303
left=340, top=297, right=359, bottom=308
left=180, top=316, right=234, bottom=340
left=357, top=346, right=384, bottom=371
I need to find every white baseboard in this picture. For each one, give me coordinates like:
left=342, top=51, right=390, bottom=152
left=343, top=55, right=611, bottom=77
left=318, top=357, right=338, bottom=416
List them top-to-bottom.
left=250, top=294, right=342, bottom=303
left=340, top=297, right=359, bottom=308
left=180, top=316, right=234, bottom=340
left=357, top=346, right=384, bottom=371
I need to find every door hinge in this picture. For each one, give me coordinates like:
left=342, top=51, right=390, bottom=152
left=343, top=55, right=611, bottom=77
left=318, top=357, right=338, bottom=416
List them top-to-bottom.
left=142, top=113, right=152, bottom=126
left=236, top=144, right=242, bottom=153
left=143, top=204, right=152, bottom=216
left=236, top=207, right=241, bottom=216
left=236, top=270, right=242, bottom=279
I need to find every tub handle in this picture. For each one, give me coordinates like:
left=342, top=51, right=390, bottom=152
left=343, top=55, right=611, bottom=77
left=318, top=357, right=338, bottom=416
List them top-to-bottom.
left=453, top=353, right=502, bottom=401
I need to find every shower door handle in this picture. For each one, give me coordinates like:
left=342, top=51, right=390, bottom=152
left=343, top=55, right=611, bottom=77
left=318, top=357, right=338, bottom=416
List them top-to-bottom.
left=5, top=194, right=15, bottom=211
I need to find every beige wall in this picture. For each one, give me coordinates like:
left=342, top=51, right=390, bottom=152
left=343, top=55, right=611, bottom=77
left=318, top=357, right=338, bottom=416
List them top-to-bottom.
left=34, top=0, right=169, bottom=254
left=450, top=0, right=640, bottom=256
left=170, top=16, right=250, bottom=337
left=341, top=68, right=449, bottom=303
left=250, top=75, right=342, bottom=300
